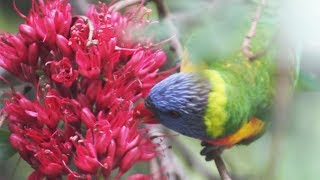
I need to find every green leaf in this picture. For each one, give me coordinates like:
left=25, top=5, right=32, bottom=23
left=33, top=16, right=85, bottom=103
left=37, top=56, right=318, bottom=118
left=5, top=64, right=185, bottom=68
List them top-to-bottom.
left=0, top=129, right=16, bottom=161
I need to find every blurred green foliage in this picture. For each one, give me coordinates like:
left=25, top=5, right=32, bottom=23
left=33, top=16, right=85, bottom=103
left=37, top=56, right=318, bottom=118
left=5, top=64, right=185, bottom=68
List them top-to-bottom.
left=0, top=1, right=27, bottom=32
left=0, top=129, right=16, bottom=160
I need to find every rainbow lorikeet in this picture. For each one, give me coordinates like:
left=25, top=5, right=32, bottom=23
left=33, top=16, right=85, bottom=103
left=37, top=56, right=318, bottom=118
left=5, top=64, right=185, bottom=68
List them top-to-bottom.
left=143, top=2, right=299, bottom=160
left=145, top=52, right=276, bottom=151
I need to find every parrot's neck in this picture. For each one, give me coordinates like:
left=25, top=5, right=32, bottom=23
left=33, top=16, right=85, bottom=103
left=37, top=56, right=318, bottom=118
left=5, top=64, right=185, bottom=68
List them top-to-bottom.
left=201, top=70, right=228, bottom=138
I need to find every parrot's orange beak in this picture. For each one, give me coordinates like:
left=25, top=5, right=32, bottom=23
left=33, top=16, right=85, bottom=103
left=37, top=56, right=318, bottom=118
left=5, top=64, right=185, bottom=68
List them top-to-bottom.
left=134, top=101, right=159, bottom=124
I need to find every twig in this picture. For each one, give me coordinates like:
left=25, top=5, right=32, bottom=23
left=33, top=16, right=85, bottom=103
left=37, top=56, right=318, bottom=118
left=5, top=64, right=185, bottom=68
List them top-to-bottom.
left=109, top=0, right=150, bottom=12
left=151, top=0, right=183, bottom=63
left=151, top=0, right=168, bottom=18
left=241, top=0, right=267, bottom=61
left=74, top=15, right=98, bottom=46
left=200, top=142, right=232, bottom=180
left=212, top=152, right=232, bottom=180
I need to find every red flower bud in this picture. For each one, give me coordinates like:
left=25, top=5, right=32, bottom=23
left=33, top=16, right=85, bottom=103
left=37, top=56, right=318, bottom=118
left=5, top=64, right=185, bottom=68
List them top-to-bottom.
left=19, top=24, right=38, bottom=42
left=56, top=34, right=73, bottom=57
left=10, top=35, right=28, bottom=60
left=27, top=43, right=39, bottom=66
left=76, top=49, right=101, bottom=79
left=127, top=51, right=144, bottom=68
left=85, top=80, right=102, bottom=103
left=76, top=93, right=91, bottom=108
left=60, top=98, right=81, bottom=123
left=37, top=105, right=60, bottom=129
left=80, top=107, right=96, bottom=129
left=87, top=121, right=112, bottom=155
left=116, top=126, right=129, bottom=156
left=9, top=133, right=25, bottom=153
left=125, top=134, right=141, bottom=152
left=101, top=139, right=116, bottom=177
left=74, top=143, right=99, bottom=173
left=119, top=147, right=141, bottom=174
left=139, top=151, right=156, bottom=161
left=38, top=162, right=64, bottom=176
left=28, top=170, right=44, bottom=180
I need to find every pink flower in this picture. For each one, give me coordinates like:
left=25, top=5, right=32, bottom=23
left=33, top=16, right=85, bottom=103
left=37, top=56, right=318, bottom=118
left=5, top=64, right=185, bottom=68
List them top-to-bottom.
left=1, top=0, right=174, bottom=179
left=19, top=0, right=72, bottom=46
left=0, top=34, right=29, bottom=80
left=76, top=48, right=101, bottom=79
left=48, top=57, right=78, bottom=87
left=73, top=141, right=100, bottom=174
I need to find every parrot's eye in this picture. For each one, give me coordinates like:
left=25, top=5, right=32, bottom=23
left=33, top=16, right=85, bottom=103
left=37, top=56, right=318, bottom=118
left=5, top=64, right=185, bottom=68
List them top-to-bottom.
left=187, top=97, right=196, bottom=103
left=145, top=98, right=155, bottom=109
left=168, top=110, right=180, bottom=118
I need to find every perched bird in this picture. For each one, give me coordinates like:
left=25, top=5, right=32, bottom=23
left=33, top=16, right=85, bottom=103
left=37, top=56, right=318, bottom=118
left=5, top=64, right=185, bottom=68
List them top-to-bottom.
left=144, top=3, right=299, bottom=158
left=145, top=51, right=278, bottom=150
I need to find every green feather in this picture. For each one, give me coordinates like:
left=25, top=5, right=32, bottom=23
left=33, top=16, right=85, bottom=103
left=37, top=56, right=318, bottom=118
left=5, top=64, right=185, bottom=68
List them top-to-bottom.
left=204, top=54, right=276, bottom=138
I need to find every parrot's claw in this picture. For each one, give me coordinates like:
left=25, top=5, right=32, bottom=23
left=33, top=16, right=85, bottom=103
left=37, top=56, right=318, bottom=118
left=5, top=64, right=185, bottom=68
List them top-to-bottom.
left=200, top=141, right=225, bottom=161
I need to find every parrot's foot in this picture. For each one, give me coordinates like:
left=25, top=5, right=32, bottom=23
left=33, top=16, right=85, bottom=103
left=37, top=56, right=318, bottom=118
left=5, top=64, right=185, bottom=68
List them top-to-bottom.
left=200, top=141, right=225, bottom=161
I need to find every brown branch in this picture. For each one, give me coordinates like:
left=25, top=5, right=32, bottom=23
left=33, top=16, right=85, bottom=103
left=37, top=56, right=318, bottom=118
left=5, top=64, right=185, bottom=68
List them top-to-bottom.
left=151, top=0, right=183, bottom=63
left=151, top=0, right=168, bottom=19
left=242, top=0, right=267, bottom=61
left=200, top=141, right=232, bottom=180
left=213, top=152, right=232, bottom=180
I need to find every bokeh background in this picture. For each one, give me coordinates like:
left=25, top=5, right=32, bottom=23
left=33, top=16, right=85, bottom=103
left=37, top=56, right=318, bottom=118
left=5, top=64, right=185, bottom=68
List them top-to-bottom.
left=1, top=0, right=320, bottom=179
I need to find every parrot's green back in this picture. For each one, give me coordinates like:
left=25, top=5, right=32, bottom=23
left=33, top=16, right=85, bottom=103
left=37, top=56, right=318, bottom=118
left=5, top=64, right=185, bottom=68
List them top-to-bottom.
left=201, top=54, right=275, bottom=139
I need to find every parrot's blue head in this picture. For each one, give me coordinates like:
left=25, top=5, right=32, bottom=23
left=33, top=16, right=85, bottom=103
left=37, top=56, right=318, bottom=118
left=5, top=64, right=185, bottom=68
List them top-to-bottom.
left=145, top=72, right=211, bottom=139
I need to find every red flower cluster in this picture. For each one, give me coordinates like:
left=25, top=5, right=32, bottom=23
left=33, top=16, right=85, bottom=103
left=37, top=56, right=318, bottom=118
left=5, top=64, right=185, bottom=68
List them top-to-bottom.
left=0, top=0, right=172, bottom=179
